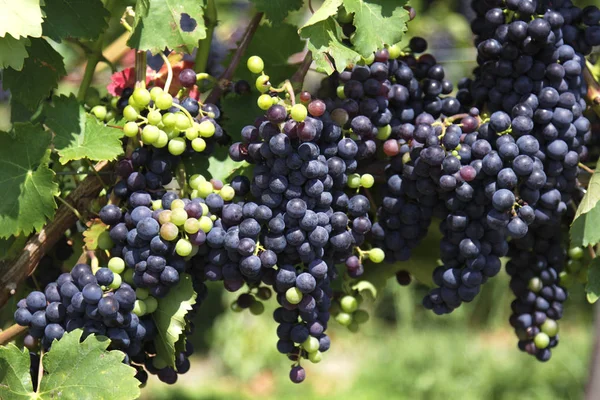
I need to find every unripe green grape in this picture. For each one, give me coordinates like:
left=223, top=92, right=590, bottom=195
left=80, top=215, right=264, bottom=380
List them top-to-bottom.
left=388, top=43, right=402, bottom=59
left=363, top=53, right=375, bottom=65
left=247, top=55, right=265, bottom=74
left=255, top=75, right=271, bottom=93
left=150, top=86, right=163, bottom=101
left=336, top=86, right=346, bottom=99
left=85, top=87, right=101, bottom=107
left=132, top=88, right=151, bottom=107
left=155, top=92, right=173, bottom=110
left=257, top=94, right=273, bottom=110
left=127, top=95, right=139, bottom=109
left=110, top=97, right=119, bottom=109
left=291, top=104, right=308, bottom=122
left=91, top=105, right=107, bottom=121
left=123, top=105, right=139, bottom=121
left=105, top=110, right=116, bottom=121
left=147, top=110, right=162, bottom=125
left=162, top=112, right=176, bottom=127
left=175, top=113, right=191, bottom=131
left=198, top=120, right=215, bottom=137
left=376, top=124, right=392, bottom=140
left=142, top=125, right=160, bottom=144
left=185, top=126, right=199, bottom=140
left=165, top=128, right=178, bottom=140
left=153, top=130, right=168, bottom=148
left=168, top=137, right=186, bottom=156
left=191, top=138, right=207, bottom=152
left=347, top=173, right=361, bottom=188
left=189, top=174, right=206, bottom=190
left=360, top=174, right=375, bottom=188
left=198, top=181, right=214, bottom=198
left=220, top=185, right=235, bottom=201
left=152, top=199, right=162, bottom=211
left=171, top=199, right=185, bottom=210
left=200, top=203, right=209, bottom=216
left=171, top=208, right=188, bottom=226
left=158, top=210, right=172, bottom=225
left=210, top=215, right=217, bottom=222
left=198, top=216, right=213, bottom=233
left=184, top=218, right=200, bottom=234
left=160, top=222, right=179, bottom=241
left=98, top=231, right=114, bottom=250
left=175, top=238, right=193, bottom=256
left=189, top=244, right=199, bottom=258
left=568, top=247, right=584, bottom=260
left=368, top=248, right=385, bottom=263
left=108, top=257, right=126, bottom=274
left=566, top=259, right=582, bottom=274
left=123, top=268, right=134, bottom=284
left=559, top=271, right=573, bottom=287
left=109, top=273, right=122, bottom=290
left=528, top=277, right=542, bottom=293
left=136, top=287, right=149, bottom=300
left=286, top=287, right=303, bottom=305
left=340, top=295, right=358, bottom=313
left=145, top=296, right=158, bottom=314
left=133, top=299, right=147, bottom=316
left=249, top=301, right=264, bottom=315
left=231, top=302, right=243, bottom=312
left=354, top=309, right=370, bottom=324
left=335, top=312, right=353, bottom=326
left=541, top=319, right=559, bottom=336
left=347, top=321, right=360, bottom=333
left=534, top=332, right=550, bottom=349
left=302, top=336, right=320, bottom=352
left=308, top=350, right=322, bottom=363
left=152, top=355, right=168, bottom=369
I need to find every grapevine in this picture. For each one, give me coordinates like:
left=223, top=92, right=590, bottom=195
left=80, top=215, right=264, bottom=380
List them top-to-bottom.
left=0, top=0, right=599, bottom=397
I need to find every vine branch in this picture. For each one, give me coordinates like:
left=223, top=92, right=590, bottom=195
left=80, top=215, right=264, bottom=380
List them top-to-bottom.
left=195, top=0, right=218, bottom=74
left=206, top=12, right=264, bottom=104
left=291, top=52, right=313, bottom=89
left=0, top=161, right=113, bottom=309
left=0, top=324, right=27, bottom=346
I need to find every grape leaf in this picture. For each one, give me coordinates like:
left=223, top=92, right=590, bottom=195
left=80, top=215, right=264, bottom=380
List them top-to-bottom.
left=0, top=0, right=44, bottom=39
left=41, top=0, right=109, bottom=42
left=128, top=0, right=206, bottom=54
left=250, top=0, right=303, bottom=25
left=299, top=0, right=361, bottom=74
left=343, top=0, right=410, bottom=57
left=301, top=17, right=361, bottom=74
left=225, top=23, right=305, bottom=86
left=0, top=34, right=31, bottom=71
left=3, top=38, right=66, bottom=110
left=219, top=92, right=260, bottom=141
left=44, top=95, right=125, bottom=164
left=0, top=123, right=59, bottom=239
left=183, top=145, right=250, bottom=183
left=574, top=159, right=600, bottom=220
left=570, top=203, right=600, bottom=247
left=83, top=219, right=109, bottom=251
left=587, top=258, right=600, bottom=303
left=152, top=273, right=196, bottom=367
left=0, top=330, right=140, bottom=399
left=0, top=344, right=33, bottom=399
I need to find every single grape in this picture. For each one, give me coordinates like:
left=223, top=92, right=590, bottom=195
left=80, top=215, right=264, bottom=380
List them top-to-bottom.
left=247, top=56, right=265, bottom=74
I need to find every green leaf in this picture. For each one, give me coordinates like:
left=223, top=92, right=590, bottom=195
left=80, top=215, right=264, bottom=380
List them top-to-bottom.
left=0, top=0, right=44, bottom=39
left=41, top=0, right=109, bottom=42
left=128, top=0, right=207, bottom=54
left=250, top=0, right=303, bottom=25
left=343, top=0, right=410, bottom=57
left=299, top=2, right=361, bottom=75
left=226, top=23, right=305, bottom=86
left=0, top=34, right=31, bottom=70
left=3, top=38, right=66, bottom=110
left=220, top=93, right=261, bottom=142
left=44, top=95, right=124, bottom=164
left=0, top=123, right=59, bottom=239
left=183, top=145, right=250, bottom=184
left=574, top=159, right=600, bottom=220
left=570, top=202, right=600, bottom=247
left=82, top=219, right=109, bottom=251
left=587, top=258, right=600, bottom=303
left=152, top=273, right=197, bottom=367
left=0, top=331, right=140, bottom=400
left=0, top=344, right=33, bottom=399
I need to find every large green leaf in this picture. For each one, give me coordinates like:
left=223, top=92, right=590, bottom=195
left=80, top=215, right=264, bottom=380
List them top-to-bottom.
left=0, top=0, right=44, bottom=39
left=41, top=0, right=109, bottom=42
left=128, top=0, right=207, bottom=54
left=249, top=0, right=303, bottom=25
left=299, top=0, right=361, bottom=74
left=343, top=0, right=410, bottom=57
left=226, top=23, right=305, bottom=86
left=0, top=35, right=30, bottom=71
left=3, top=38, right=66, bottom=110
left=219, top=93, right=261, bottom=142
left=44, top=95, right=124, bottom=164
left=0, top=123, right=59, bottom=238
left=184, top=145, right=250, bottom=183
left=571, top=158, right=600, bottom=246
left=574, top=160, right=600, bottom=220
left=587, top=258, right=600, bottom=304
left=152, top=273, right=197, bottom=367
left=0, top=330, right=140, bottom=400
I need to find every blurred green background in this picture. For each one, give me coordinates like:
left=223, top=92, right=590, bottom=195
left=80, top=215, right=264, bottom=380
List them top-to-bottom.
left=1, top=0, right=598, bottom=399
